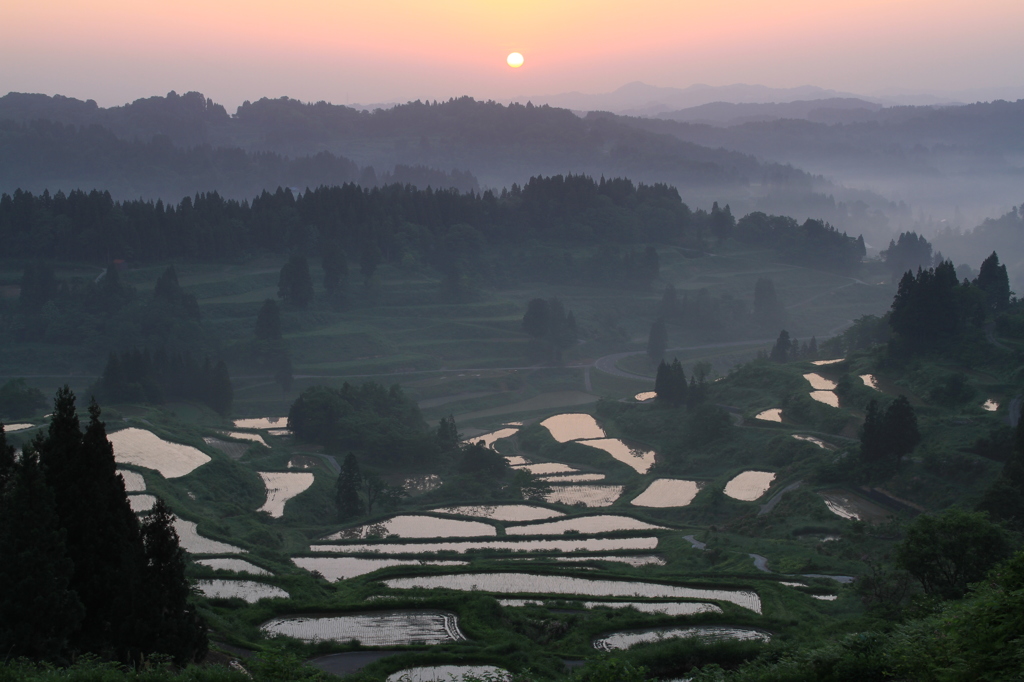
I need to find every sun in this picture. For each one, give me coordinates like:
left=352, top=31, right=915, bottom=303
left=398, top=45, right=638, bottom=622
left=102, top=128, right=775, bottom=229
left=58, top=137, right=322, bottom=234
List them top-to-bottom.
left=506, top=52, right=524, bottom=68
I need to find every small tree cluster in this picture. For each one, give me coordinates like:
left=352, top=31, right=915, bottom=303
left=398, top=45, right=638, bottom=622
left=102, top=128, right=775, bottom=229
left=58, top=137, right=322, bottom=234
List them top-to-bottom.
left=767, top=329, right=818, bottom=363
left=96, top=348, right=233, bottom=415
left=654, top=358, right=708, bottom=407
left=0, top=389, right=206, bottom=665
left=860, top=396, right=920, bottom=477
left=334, top=453, right=406, bottom=521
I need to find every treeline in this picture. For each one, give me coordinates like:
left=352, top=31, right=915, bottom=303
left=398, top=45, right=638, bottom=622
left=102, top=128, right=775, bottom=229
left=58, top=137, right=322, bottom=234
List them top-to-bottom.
left=0, top=174, right=865, bottom=277
left=733, top=211, right=866, bottom=271
left=94, top=348, right=233, bottom=415
left=0, top=389, right=205, bottom=665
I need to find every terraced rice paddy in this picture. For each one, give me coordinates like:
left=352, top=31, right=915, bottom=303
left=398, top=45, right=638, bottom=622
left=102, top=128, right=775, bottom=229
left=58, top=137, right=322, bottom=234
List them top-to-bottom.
left=811, top=359, right=844, bottom=365
left=803, top=373, right=838, bottom=390
left=860, top=374, right=881, bottom=390
left=809, top=391, right=839, bottom=407
left=635, top=392, right=657, bottom=402
left=983, top=399, right=999, bottom=411
left=755, top=409, right=782, bottom=422
left=540, top=414, right=605, bottom=442
left=233, top=417, right=287, bottom=429
left=4, top=423, right=35, bottom=432
left=109, top=428, right=210, bottom=478
left=267, top=428, right=292, bottom=436
left=464, top=428, right=519, bottom=448
left=224, top=431, right=268, bottom=447
left=792, top=435, right=832, bottom=449
left=202, top=437, right=249, bottom=461
left=579, top=439, right=656, bottom=474
left=288, top=455, right=318, bottom=469
left=504, top=456, right=529, bottom=467
left=514, top=462, right=580, bottom=475
left=118, top=469, right=146, bottom=492
left=724, top=471, right=776, bottom=501
left=257, top=472, right=315, bottom=518
left=540, top=473, right=606, bottom=482
left=631, top=479, right=702, bottom=507
left=544, top=485, right=624, bottom=507
left=819, top=492, right=861, bottom=520
left=128, top=494, right=156, bottom=513
left=430, top=505, right=564, bottom=522
left=323, top=515, right=497, bottom=540
left=505, top=515, right=668, bottom=536
left=173, top=518, right=244, bottom=554
left=310, top=537, right=660, bottom=555
left=554, top=556, right=666, bottom=567
left=293, top=557, right=468, bottom=581
left=196, top=558, right=271, bottom=575
left=384, top=573, right=761, bottom=613
left=196, top=579, right=288, bottom=603
left=811, top=594, right=838, bottom=601
left=499, top=600, right=717, bottom=615
left=261, top=610, right=465, bottom=645
left=594, top=625, right=770, bottom=651
left=386, top=666, right=509, bottom=682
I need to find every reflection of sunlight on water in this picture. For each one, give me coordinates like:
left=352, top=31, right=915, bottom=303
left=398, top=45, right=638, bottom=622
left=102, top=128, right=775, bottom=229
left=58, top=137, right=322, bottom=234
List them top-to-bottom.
left=803, top=373, right=838, bottom=390
left=860, top=374, right=880, bottom=391
left=809, top=391, right=839, bottom=407
left=635, top=392, right=657, bottom=402
left=983, top=399, right=999, bottom=412
left=755, top=408, right=782, bottom=422
left=541, top=413, right=605, bottom=442
left=4, top=423, right=35, bottom=432
left=724, top=471, right=775, bottom=501
left=631, top=479, right=702, bottom=507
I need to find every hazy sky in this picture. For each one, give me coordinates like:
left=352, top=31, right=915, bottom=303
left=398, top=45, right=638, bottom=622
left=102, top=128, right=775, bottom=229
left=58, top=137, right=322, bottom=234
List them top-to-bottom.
left=3, top=0, right=1022, bottom=109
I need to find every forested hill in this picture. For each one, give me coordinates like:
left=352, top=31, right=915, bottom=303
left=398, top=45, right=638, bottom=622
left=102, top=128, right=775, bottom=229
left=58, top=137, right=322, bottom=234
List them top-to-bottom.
left=0, top=92, right=810, bottom=204
left=0, top=177, right=865, bottom=274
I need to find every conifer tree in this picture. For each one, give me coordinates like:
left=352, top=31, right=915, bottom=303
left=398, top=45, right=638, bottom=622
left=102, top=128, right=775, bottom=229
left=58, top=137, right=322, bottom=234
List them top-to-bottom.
left=436, top=414, right=460, bottom=453
left=336, top=453, right=364, bottom=520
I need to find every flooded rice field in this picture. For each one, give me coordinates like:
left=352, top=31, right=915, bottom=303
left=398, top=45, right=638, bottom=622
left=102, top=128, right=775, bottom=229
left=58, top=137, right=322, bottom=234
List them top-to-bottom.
left=811, top=359, right=844, bottom=365
left=803, top=373, right=837, bottom=390
left=860, top=374, right=881, bottom=391
left=809, top=391, right=840, bottom=407
left=635, top=392, right=657, bottom=402
left=983, top=399, right=999, bottom=411
left=755, top=409, right=782, bottom=422
left=540, top=414, right=605, bottom=442
left=233, top=417, right=287, bottom=430
left=4, top=423, right=36, bottom=432
left=109, top=428, right=210, bottom=478
left=267, top=428, right=292, bottom=436
left=464, top=428, right=519, bottom=448
left=224, top=431, right=268, bottom=447
left=792, top=435, right=832, bottom=450
left=580, top=438, right=655, bottom=474
left=504, top=455, right=529, bottom=467
left=513, top=462, right=580, bottom=475
left=118, top=469, right=146, bottom=492
left=724, top=471, right=776, bottom=501
left=257, top=472, right=315, bottom=518
left=540, top=473, right=606, bottom=482
left=403, top=474, right=442, bottom=495
left=630, top=479, right=702, bottom=507
left=544, top=485, right=624, bottom=507
left=819, top=490, right=892, bottom=523
left=128, top=494, right=156, bottom=513
left=430, top=505, right=564, bottom=522
left=322, top=515, right=497, bottom=540
left=505, top=515, right=668, bottom=536
left=173, top=518, right=243, bottom=554
left=310, top=537, right=659, bottom=555
left=553, top=556, right=666, bottom=567
left=293, top=557, right=467, bottom=581
left=196, top=558, right=270, bottom=575
left=384, top=573, right=761, bottom=613
left=196, top=579, right=288, bottom=603
left=811, top=594, right=838, bottom=601
left=500, top=600, right=719, bottom=616
left=261, top=610, right=465, bottom=645
left=594, top=625, right=770, bottom=651
left=386, top=666, right=509, bottom=682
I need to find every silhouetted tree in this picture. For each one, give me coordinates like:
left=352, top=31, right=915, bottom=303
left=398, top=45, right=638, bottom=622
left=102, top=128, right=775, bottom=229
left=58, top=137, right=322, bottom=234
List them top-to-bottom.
left=974, top=251, right=1011, bottom=311
left=769, top=330, right=792, bottom=362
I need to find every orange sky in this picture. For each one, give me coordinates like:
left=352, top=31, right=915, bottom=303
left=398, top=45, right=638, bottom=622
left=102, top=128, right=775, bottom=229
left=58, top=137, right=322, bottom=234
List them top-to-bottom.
left=2, top=0, right=1022, bottom=108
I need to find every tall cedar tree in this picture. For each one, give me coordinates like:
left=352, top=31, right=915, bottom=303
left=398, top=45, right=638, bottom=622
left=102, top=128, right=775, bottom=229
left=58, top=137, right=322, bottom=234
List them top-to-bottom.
left=974, top=251, right=1011, bottom=311
left=278, top=254, right=314, bottom=308
left=769, top=329, right=792, bottom=362
left=654, top=359, right=688, bottom=406
left=436, top=414, right=460, bottom=453
left=0, top=430, right=83, bottom=661
left=336, top=454, right=364, bottom=520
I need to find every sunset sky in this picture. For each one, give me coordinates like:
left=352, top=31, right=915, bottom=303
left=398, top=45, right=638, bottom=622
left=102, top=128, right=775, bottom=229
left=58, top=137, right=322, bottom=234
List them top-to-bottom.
left=3, top=0, right=1022, bottom=109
